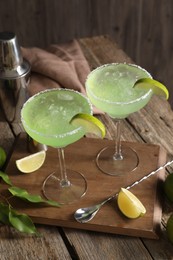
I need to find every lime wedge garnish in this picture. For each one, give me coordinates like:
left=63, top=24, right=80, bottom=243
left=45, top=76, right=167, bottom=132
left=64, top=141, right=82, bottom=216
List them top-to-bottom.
left=133, top=78, right=169, bottom=100
left=70, top=113, right=106, bottom=138
left=16, top=151, right=46, bottom=173
left=117, top=188, right=146, bottom=219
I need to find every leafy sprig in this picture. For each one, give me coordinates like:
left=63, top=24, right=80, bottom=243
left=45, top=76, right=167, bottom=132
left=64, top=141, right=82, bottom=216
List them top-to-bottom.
left=0, top=170, right=60, bottom=235
left=8, top=186, right=59, bottom=206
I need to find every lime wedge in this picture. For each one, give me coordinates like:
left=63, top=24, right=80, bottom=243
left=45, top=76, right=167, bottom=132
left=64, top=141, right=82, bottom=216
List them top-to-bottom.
left=133, top=78, right=169, bottom=100
left=70, top=113, right=106, bottom=138
left=0, top=147, right=6, bottom=168
left=16, top=151, right=46, bottom=173
left=164, top=173, right=173, bottom=202
left=117, top=188, right=146, bottom=219
left=166, top=214, right=173, bottom=244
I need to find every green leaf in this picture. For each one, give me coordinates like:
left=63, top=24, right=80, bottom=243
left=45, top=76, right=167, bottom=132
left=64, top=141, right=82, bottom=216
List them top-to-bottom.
left=0, top=171, right=12, bottom=185
left=8, top=186, right=60, bottom=207
left=0, top=202, right=10, bottom=225
left=8, top=206, right=39, bottom=235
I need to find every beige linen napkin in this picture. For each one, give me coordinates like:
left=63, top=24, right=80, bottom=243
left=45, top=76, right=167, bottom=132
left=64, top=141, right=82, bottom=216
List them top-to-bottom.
left=21, top=40, right=102, bottom=114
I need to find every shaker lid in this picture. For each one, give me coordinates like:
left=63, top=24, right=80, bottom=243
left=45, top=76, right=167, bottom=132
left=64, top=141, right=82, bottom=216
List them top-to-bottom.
left=0, top=32, right=30, bottom=79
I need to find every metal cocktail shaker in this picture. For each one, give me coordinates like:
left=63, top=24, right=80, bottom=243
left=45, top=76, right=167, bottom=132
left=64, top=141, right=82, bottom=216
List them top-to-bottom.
left=0, top=31, right=30, bottom=123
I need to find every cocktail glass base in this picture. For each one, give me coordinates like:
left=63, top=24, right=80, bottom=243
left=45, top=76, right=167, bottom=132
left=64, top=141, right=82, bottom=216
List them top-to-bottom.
left=96, top=145, right=139, bottom=176
left=42, top=170, right=87, bottom=204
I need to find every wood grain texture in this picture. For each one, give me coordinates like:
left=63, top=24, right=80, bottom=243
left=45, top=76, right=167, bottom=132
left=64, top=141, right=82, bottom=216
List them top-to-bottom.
left=0, top=0, right=173, bottom=108
left=139, top=0, right=173, bottom=108
left=0, top=35, right=173, bottom=259
left=78, top=35, right=173, bottom=260
left=3, top=134, right=166, bottom=239
left=0, top=226, right=72, bottom=260
left=63, top=229, right=154, bottom=260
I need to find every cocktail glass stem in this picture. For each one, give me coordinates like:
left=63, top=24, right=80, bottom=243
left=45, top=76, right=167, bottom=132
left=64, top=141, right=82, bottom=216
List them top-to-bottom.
left=96, top=118, right=139, bottom=175
left=113, top=119, right=123, bottom=160
left=42, top=147, right=87, bottom=204
left=58, top=148, right=70, bottom=187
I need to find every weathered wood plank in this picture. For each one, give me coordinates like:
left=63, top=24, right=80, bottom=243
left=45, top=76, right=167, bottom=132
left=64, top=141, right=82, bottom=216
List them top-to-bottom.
left=0, top=0, right=140, bottom=48
left=1, top=0, right=172, bottom=109
left=139, top=0, right=173, bottom=107
left=0, top=33, right=172, bottom=259
left=76, top=35, right=173, bottom=260
left=79, top=35, right=133, bottom=69
left=128, top=95, right=173, bottom=158
left=0, top=105, right=71, bottom=259
left=0, top=109, right=16, bottom=154
left=0, top=226, right=72, bottom=260
left=143, top=227, right=173, bottom=260
left=63, top=229, right=153, bottom=260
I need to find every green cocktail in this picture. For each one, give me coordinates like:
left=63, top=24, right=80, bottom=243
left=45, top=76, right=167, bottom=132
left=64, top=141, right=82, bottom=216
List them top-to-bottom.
left=86, top=63, right=153, bottom=175
left=86, top=63, right=152, bottom=118
left=21, top=88, right=92, bottom=204
left=22, top=89, right=92, bottom=147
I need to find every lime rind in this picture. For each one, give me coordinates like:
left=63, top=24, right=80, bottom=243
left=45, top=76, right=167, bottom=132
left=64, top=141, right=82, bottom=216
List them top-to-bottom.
left=134, top=78, right=169, bottom=100
left=70, top=113, right=106, bottom=138
left=0, top=147, right=6, bottom=168
left=16, top=151, right=46, bottom=173
left=164, top=173, right=173, bottom=202
left=117, top=188, right=146, bottom=219
left=166, top=214, right=173, bottom=244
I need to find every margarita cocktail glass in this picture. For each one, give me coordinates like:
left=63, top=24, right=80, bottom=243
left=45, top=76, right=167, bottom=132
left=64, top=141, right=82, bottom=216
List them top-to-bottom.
left=86, top=63, right=153, bottom=175
left=21, top=88, right=92, bottom=204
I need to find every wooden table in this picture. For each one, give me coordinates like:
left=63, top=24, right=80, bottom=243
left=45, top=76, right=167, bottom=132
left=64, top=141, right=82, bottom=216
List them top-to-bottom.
left=1, top=35, right=173, bottom=259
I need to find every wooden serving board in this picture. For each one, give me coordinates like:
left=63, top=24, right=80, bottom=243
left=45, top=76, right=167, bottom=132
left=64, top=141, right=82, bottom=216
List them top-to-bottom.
left=2, top=133, right=166, bottom=239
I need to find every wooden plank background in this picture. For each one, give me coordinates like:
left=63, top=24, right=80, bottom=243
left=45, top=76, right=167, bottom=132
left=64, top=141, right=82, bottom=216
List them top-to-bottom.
left=0, top=0, right=172, bottom=107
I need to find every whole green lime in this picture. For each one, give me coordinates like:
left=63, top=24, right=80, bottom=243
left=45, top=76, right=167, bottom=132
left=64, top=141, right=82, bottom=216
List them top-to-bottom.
left=0, top=147, right=6, bottom=168
left=164, top=173, right=173, bottom=202
left=166, top=214, right=173, bottom=244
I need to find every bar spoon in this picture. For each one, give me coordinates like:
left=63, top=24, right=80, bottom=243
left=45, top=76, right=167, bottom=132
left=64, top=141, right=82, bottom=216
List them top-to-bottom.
left=74, top=160, right=173, bottom=223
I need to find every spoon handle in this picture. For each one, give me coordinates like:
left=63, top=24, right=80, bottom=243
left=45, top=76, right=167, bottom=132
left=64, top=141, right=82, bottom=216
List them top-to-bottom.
left=125, top=159, right=173, bottom=191
left=95, top=160, right=172, bottom=206
left=100, top=194, right=116, bottom=206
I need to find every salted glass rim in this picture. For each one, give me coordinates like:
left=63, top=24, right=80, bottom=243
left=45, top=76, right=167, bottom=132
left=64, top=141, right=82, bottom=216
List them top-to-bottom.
left=85, top=62, right=153, bottom=105
left=21, top=88, right=93, bottom=139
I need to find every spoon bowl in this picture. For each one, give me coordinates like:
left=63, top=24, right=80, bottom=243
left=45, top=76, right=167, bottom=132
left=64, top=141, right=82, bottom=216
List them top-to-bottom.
left=74, top=195, right=116, bottom=223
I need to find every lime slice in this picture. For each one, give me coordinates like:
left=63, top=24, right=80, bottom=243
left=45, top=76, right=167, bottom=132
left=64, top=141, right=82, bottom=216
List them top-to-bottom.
left=133, top=78, right=169, bottom=100
left=70, top=113, right=106, bottom=138
left=0, top=147, right=6, bottom=168
left=16, top=151, right=46, bottom=173
left=164, top=173, right=173, bottom=202
left=117, top=188, right=146, bottom=219
left=166, top=214, right=173, bottom=244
